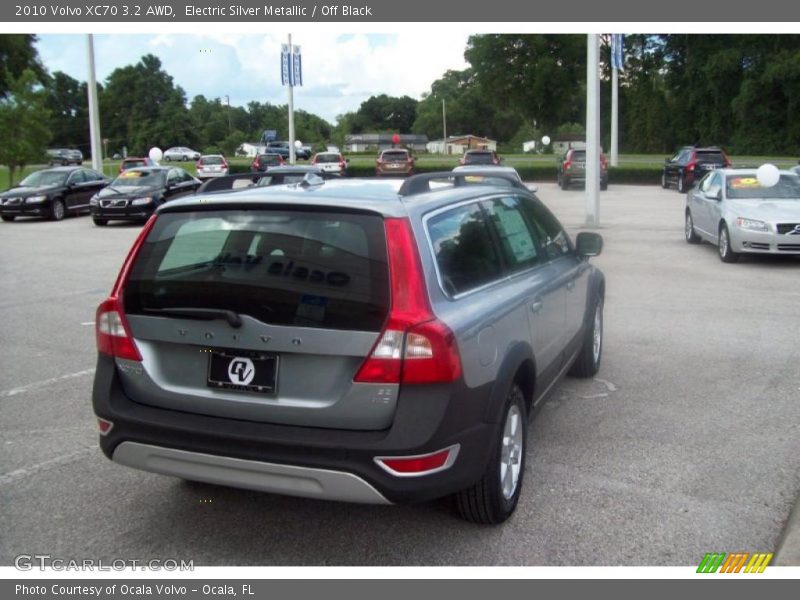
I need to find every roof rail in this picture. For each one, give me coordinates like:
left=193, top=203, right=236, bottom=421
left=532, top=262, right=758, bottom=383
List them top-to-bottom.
left=397, top=170, right=527, bottom=196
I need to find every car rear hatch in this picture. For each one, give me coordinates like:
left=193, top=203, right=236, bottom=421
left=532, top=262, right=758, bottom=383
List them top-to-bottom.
left=695, top=150, right=727, bottom=172
left=115, top=206, right=399, bottom=430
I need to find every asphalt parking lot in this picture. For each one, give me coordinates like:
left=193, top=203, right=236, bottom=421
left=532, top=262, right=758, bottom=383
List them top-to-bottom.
left=1, top=183, right=798, bottom=566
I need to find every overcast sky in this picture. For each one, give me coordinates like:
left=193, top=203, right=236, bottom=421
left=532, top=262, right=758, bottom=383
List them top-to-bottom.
left=36, top=33, right=470, bottom=124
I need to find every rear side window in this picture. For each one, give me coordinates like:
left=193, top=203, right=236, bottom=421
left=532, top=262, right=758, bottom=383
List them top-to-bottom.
left=427, top=203, right=502, bottom=296
left=125, top=210, right=389, bottom=331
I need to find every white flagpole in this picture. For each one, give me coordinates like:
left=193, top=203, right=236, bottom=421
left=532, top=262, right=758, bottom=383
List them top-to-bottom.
left=287, top=33, right=296, bottom=165
left=610, top=34, right=620, bottom=167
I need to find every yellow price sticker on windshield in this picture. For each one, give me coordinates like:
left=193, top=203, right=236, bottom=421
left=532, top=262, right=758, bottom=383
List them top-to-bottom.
left=729, top=177, right=761, bottom=189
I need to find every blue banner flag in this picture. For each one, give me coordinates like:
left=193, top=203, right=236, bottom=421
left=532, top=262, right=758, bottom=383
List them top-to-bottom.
left=611, top=34, right=624, bottom=70
left=281, top=44, right=290, bottom=85
left=293, top=46, right=303, bottom=87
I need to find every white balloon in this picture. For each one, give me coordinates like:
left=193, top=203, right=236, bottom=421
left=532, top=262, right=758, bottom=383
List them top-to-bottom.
left=541, top=135, right=551, bottom=146
left=294, top=140, right=303, bottom=148
left=148, top=147, right=163, bottom=163
left=756, top=163, right=780, bottom=188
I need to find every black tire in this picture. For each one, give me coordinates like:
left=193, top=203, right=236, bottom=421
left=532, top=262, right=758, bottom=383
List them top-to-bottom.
left=182, top=155, right=188, bottom=161
left=164, top=156, right=172, bottom=162
left=661, top=171, right=668, bottom=189
left=677, top=174, right=686, bottom=193
left=560, top=175, right=570, bottom=190
left=600, top=180, right=608, bottom=191
left=50, top=199, right=65, bottom=221
left=685, top=211, right=701, bottom=244
left=1, top=215, right=16, bottom=222
left=93, top=217, right=108, bottom=226
left=718, top=223, right=740, bottom=263
left=569, top=295, right=603, bottom=377
left=455, top=383, right=527, bottom=524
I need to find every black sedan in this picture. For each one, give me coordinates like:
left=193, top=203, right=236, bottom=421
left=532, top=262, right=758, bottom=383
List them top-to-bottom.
left=90, top=166, right=201, bottom=226
left=0, top=167, right=109, bottom=222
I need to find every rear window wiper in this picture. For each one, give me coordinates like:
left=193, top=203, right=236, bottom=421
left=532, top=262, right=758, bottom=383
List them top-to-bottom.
left=143, top=307, right=243, bottom=328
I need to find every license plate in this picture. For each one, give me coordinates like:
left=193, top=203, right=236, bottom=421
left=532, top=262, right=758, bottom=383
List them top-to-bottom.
left=207, top=350, right=278, bottom=394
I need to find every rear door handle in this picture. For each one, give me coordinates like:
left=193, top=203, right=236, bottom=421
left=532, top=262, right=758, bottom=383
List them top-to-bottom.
left=566, top=280, right=576, bottom=291
left=530, top=298, right=543, bottom=314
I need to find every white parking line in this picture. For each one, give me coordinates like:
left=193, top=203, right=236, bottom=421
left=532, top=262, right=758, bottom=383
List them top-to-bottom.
left=0, top=368, right=96, bottom=398
left=0, top=446, right=98, bottom=486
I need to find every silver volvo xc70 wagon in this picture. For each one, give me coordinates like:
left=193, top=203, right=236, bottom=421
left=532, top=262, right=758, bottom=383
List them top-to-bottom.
left=92, top=170, right=605, bottom=523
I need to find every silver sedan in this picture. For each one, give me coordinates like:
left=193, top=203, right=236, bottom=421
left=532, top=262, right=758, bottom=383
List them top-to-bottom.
left=684, top=168, right=800, bottom=262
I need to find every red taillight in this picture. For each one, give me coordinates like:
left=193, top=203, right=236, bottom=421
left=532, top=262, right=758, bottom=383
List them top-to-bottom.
left=723, top=152, right=732, bottom=167
left=311, top=156, right=317, bottom=165
left=459, top=158, right=465, bottom=165
left=196, top=159, right=203, bottom=169
left=222, top=160, right=228, bottom=169
left=251, top=160, right=259, bottom=169
left=339, top=161, right=346, bottom=170
left=564, top=161, right=572, bottom=171
left=95, top=215, right=157, bottom=362
left=353, top=218, right=462, bottom=385
left=375, top=445, right=460, bottom=476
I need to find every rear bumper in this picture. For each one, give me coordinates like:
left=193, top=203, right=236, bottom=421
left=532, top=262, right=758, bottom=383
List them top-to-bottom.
left=93, top=354, right=497, bottom=504
left=113, top=442, right=391, bottom=504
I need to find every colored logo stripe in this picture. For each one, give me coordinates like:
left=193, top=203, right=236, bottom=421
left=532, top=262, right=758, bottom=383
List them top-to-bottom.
left=697, top=552, right=773, bottom=573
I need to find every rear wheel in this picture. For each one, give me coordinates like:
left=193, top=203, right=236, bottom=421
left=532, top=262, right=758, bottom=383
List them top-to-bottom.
left=661, top=171, right=668, bottom=188
left=677, top=174, right=687, bottom=193
left=560, top=175, right=570, bottom=190
left=600, top=180, right=608, bottom=191
left=50, top=199, right=65, bottom=221
left=685, top=211, right=701, bottom=244
left=1, top=215, right=15, bottom=222
left=93, top=217, right=108, bottom=226
left=718, top=223, right=740, bottom=263
left=569, top=296, right=603, bottom=377
left=455, top=383, right=527, bottom=524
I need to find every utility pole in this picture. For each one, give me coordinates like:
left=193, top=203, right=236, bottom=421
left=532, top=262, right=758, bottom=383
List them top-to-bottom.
left=86, top=34, right=103, bottom=172
left=585, top=34, right=600, bottom=227
left=224, top=95, right=231, bottom=131
left=442, top=98, right=447, bottom=155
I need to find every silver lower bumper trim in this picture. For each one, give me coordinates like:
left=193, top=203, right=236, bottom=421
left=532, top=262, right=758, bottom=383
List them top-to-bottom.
left=113, top=442, right=391, bottom=505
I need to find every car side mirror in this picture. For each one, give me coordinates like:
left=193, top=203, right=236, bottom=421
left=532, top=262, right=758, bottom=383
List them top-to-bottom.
left=712, top=189, right=722, bottom=200
left=575, top=232, right=603, bottom=258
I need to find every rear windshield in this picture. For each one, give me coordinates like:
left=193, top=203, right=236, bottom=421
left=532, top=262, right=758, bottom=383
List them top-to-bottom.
left=570, top=150, right=586, bottom=161
left=381, top=151, right=409, bottom=162
left=696, top=151, right=725, bottom=163
left=464, top=152, right=493, bottom=163
left=316, top=154, right=340, bottom=163
left=258, top=155, right=282, bottom=164
left=202, top=156, right=224, bottom=165
left=122, top=159, right=148, bottom=169
left=256, top=174, right=307, bottom=186
left=726, top=174, right=800, bottom=200
left=124, top=210, right=390, bottom=331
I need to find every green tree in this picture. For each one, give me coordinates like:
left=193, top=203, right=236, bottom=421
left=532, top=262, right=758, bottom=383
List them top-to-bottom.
left=0, top=34, right=47, bottom=98
left=100, top=54, right=196, bottom=155
left=0, top=70, right=51, bottom=184
left=45, top=71, right=90, bottom=151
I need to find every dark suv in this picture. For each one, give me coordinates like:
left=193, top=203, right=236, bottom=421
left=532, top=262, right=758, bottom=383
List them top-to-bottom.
left=662, top=146, right=731, bottom=193
left=47, top=148, right=84, bottom=166
left=557, top=149, right=609, bottom=191
left=92, top=170, right=605, bottom=523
